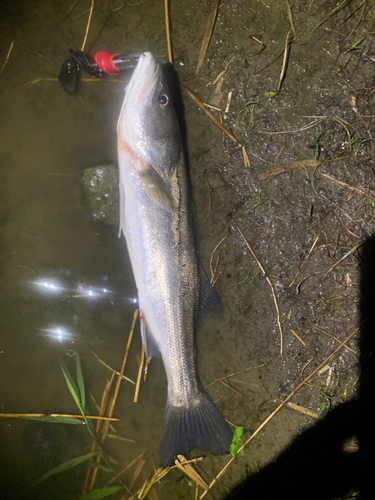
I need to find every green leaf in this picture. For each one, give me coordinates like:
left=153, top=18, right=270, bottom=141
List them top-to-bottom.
left=265, top=91, right=276, bottom=98
left=75, top=351, right=86, bottom=413
left=60, top=361, right=83, bottom=414
left=26, top=417, right=84, bottom=425
left=230, top=426, right=244, bottom=457
left=36, top=452, right=100, bottom=483
left=87, top=462, right=113, bottom=474
left=80, top=486, right=124, bottom=499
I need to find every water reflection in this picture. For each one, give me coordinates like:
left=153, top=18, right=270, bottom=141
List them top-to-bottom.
left=39, top=326, right=74, bottom=343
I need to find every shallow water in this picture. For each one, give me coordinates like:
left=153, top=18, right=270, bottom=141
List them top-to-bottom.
left=0, top=1, right=373, bottom=499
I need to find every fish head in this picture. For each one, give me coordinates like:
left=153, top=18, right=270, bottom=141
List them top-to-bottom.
left=118, top=51, right=180, bottom=180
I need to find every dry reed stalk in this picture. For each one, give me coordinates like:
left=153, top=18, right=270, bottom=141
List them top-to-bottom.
left=81, top=0, right=94, bottom=51
left=164, top=0, right=173, bottom=63
left=196, top=0, right=220, bottom=74
left=285, top=0, right=296, bottom=38
left=277, top=31, right=291, bottom=93
left=0, top=40, right=14, bottom=75
left=184, top=87, right=250, bottom=167
left=258, top=159, right=320, bottom=180
left=320, top=172, right=375, bottom=201
left=232, top=220, right=284, bottom=355
left=209, top=233, right=228, bottom=282
left=289, top=235, right=320, bottom=286
left=324, top=242, right=364, bottom=278
left=101, top=309, right=139, bottom=440
left=88, top=310, right=138, bottom=493
left=303, top=321, right=357, bottom=355
left=200, top=326, right=359, bottom=498
left=290, top=329, right=306, bottom=346
left=134, top=346, right=145, bottom=403
left=92, top=351, right=136, bottom=385
left=205, top=363, right=267, bottom=389
left=84, top=372, right=116, bottom=494
left=219, top=379, right=243, bottom=398
left=287, top=402, right=320, bottom=419
left=0, top=413, right=118, bottom=421
left=107, top=434, right=136, bottom=443
left=107, top=451, right=145, bottom=486
left=174, top=455, right=208, bottom=490
left=129, top=458, right=146, bottom=488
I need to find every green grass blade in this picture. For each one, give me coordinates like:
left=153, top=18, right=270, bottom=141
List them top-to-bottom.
left=75, top=351, right=86, bottom=413
left=60, top=361, right=83, bottom=414
left=26, top=417, right=85, bottom=425
left=36, top=451, right=99, bottom=483
left=87, top=462, right=113, bottom=474
left=80, top=486, right=124, bottom=499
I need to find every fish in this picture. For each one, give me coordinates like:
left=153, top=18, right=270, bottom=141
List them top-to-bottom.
left=117, top=51, right=233, bottom=466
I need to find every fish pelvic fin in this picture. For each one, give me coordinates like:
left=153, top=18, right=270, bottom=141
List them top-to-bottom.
left=159, top=391, right=233, bottom=467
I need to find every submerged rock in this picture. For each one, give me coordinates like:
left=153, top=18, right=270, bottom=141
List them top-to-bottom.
left=80, top=163, right=119, bottom=226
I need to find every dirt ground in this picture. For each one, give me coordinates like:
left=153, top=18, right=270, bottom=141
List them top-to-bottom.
left=1, top=1, right=374, bottom=499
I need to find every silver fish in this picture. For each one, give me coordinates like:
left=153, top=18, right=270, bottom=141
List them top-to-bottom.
left=117, top=51, right=232, bottom=466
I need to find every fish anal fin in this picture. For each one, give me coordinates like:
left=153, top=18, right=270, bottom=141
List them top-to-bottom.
left=198, top=267, right=224, bottom=322
left=140, top=313, right=160, bottom=361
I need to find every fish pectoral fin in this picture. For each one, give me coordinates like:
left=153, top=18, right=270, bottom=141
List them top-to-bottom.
left=140, top=164, right=175, bottom=213
left=198, top=267, right=224, bottom=323
left=140, top=314, right=160, bottom=361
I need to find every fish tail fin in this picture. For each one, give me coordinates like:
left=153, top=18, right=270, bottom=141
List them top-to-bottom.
left=159, top=392, right=233, bottom=466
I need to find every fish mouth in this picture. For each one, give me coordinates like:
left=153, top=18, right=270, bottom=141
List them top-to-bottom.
left=126, top=51, right=161, bottom=107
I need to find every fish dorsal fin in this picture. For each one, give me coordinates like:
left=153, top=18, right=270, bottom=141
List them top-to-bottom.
left=140, top=164, right=175, bottom=213
left=198, top=267, right=223, bottom=322
left=140, top=312, right=160, bottom=361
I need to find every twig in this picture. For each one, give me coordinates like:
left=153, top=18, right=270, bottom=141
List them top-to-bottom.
left=81, top=0, right=94, bottom=51
left=164, top=0, right=173, bottom=63
left=196, top=0, right=220, bottom=74
left=285, top=0, right=296, bottom=39
left=277, top=31, right=291, bottom=94
left=0, top=37, right=53, bottom=63
left=0, top=40, right=14, bottom=75
left=184, top=87, right=250, bottom=167
left=259, top=118, right=323, bottom=135
left=259, top=159, right=320, bottom=180
left=320, top=172, right=375, bottom=201
left=202, top=174, right=212, bottom=225
left=232, top=220, right=284, bottom=355
left=209, top=233, right=229, bottom=282
left=289, top=235, right=320, bottom=286
left=324, top=242, right=364, bottom=278
left=101, top=309, right=139, bottom=438
left=303, top=321, right=358, bottom=355
left=200, top=326, right=359, bottom=498
left=290, top=329, right=306, bottom=346
left=134, top=345, right=145, bottom=403
left=92, top=351, right=135, bottom=385
left=205, top=362, right=267, bottom=389
left=84, top=372, right=116, bottom=494
left=219, top=379, right=243, bottom=398
left=287, top=402, right=320, bottom=419
left=0, top=413, right=118, bottom=421
left=107, top=434, right=136, bottom=443
left=175, top=455, right=208, bottom=490
left=130, top=458, right=146, bottom=488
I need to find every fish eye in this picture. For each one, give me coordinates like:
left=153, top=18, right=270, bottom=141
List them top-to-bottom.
left=158, top=94, right=169, bottom=108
